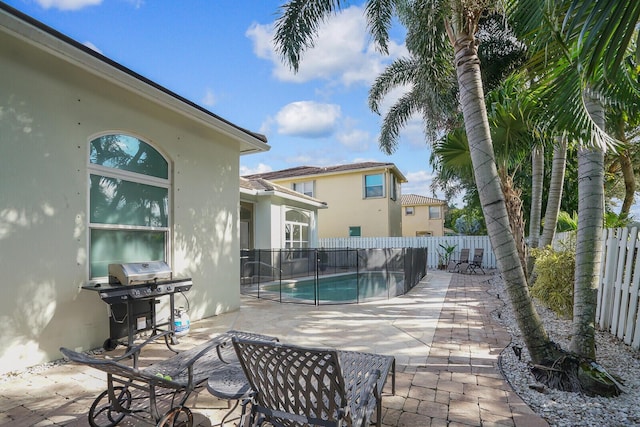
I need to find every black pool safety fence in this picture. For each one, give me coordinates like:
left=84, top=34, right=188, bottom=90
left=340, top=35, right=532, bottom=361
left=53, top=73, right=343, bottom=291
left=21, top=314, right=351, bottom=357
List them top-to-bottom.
left=240, top=247, right=428, bottom=305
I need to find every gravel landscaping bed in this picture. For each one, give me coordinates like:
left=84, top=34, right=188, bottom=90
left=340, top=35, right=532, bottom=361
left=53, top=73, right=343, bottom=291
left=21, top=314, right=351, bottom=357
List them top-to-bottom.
left=489, top=275, right=640, bottom=427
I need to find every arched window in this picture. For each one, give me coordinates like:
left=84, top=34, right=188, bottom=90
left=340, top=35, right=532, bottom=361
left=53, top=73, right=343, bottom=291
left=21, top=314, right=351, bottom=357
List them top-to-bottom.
left=88, top=134, right=170, bottom=278
left=284, top=209, right=310, bottom=249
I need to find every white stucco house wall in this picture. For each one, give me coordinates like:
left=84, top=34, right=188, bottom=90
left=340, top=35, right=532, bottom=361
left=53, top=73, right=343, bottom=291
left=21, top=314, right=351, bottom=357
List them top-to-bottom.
left=0, top=4, right=270, bottom=374
left=240, top=177, right=327, bottom=250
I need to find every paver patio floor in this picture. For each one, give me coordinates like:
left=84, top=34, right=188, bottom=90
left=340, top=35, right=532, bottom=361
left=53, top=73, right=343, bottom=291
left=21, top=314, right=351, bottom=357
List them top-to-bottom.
left=0, top=271, right=549, bottom=426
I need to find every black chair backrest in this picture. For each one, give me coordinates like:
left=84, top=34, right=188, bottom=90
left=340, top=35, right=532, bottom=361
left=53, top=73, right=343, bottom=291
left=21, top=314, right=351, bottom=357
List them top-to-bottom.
left=472, top=248, right=484, bottom=264
left=233, top=338, right=350, bottom=426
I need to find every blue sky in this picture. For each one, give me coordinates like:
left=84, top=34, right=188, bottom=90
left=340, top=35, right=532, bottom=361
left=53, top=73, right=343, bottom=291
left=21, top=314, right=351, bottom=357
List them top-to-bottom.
left=4, top=0, right=449, bottom=203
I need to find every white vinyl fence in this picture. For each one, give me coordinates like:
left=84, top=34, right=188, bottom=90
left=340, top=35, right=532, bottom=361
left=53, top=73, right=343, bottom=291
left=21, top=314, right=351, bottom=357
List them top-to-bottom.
left=592, top=227, right=640, bottom=350
left=323, top=229, right=640, bottom=351
left=319, top=235, right=496, bottom=270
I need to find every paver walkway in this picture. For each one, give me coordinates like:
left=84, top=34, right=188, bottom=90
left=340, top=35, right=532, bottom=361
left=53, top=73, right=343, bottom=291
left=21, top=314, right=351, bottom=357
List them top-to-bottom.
left=0, top=271, right=549, bottom=426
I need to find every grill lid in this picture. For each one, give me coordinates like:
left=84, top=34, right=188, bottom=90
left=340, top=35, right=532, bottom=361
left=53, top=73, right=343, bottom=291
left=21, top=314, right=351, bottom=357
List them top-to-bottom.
left=108, top=261, right=172, bottom=285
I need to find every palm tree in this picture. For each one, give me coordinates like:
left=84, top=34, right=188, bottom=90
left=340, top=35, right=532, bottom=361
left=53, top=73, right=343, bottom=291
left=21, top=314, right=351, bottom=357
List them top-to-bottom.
left=274, top=0, right=556, bottom=364
left=509, top=1, right=636, bottom=394
left=432, top=73, right=539, bottom=275
left=538, top=136, right=568, bottom=247
left=528, top=145, right=543, bottom=253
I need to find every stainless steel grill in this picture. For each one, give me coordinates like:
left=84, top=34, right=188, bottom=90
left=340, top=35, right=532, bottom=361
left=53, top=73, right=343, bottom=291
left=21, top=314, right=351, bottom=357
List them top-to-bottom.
left=108, top=261, right=173, bottom=285
left=83, top=262, right=192, bottom=350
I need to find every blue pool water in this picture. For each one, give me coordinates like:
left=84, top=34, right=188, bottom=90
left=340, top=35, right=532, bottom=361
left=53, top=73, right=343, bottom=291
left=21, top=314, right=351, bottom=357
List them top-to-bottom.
left=265, top=272, right=404, bottom=302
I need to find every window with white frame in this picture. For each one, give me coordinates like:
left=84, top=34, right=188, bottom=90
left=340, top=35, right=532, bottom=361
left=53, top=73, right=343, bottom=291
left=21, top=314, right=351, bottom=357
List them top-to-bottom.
left=88, top=134, right=170, bottom=279
left=364, top=173, right=384, bottom=198
left=292, top=181, right=314, bottom=197
left=429, top=205, right=441, bottom=219
left=405, top=206, right=415, bottom=215
left=284, top=209, right=310, bottom=249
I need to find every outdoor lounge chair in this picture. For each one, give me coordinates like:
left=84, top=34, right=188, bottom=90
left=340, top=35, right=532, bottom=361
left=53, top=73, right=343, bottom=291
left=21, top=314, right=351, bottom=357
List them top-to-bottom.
left=448, top=248, right=470, bottom=273
left=468, top=248, right=485, bottom=274
left=60, top=330, right=278, bottom=427
left=232, top=338, right=395, bottom=427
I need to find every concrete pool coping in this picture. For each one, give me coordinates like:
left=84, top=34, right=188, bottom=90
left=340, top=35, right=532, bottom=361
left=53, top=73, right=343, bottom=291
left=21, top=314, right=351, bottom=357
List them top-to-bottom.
left=197, top=269, right=450, bottom=367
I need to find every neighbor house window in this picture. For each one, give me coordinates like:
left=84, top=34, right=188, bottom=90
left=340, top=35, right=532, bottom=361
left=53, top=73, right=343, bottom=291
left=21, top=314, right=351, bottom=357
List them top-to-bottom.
left=88, top=134, right=170, bottom=278
left=364, top=174, right=384, bottom=198
left=390, top=174, right=398, bottom=201
left=293, top=181, right=315, bottom=197
left=405, top=206, right=415, bottom=215
left=429, top=206, right=441, bottom=219
left=284, top=208, right=310, bottom=249
left=349, top=226, right=361, bottom=237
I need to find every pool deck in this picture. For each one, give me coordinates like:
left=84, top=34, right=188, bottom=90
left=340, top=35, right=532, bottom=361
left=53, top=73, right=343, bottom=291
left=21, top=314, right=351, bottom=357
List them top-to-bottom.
left=0, top=270, right=549, bottom=426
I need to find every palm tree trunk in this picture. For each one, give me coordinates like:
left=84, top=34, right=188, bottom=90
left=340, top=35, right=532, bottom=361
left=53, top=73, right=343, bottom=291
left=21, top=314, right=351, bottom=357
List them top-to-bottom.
left=453, top=34, right=554, bottom=363
left=570, top=94, right=605, bottom=359
left=539, top=136, right=568, bottom=247
left=527, top=146, right=544, bottom=274
left=619, top=149, right=635, bottom=217
left=502, top=175, right=528, bottom=278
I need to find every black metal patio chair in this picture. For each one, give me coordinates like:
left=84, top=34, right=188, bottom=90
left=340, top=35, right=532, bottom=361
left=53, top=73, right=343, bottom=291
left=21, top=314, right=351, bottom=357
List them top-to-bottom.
left=60, top=330, right=278, bottom=427
left=232, top=338, right=395, bottom=427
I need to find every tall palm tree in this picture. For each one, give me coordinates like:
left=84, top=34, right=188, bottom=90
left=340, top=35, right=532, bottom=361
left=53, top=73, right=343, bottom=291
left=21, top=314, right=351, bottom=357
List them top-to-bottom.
left=274, top=0, right=556, bottom=364
left=510, top=2, right=636, bottom=390
left=433, top=73, right=539, bottom=275
left=538, top=136, right=568, bottom=247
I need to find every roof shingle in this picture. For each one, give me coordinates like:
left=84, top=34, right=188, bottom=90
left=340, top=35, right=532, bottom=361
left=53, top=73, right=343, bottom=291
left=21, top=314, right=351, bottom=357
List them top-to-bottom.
left=243, top=162, right=406, bottom=182
left=401, top=194, right=446, bottom=206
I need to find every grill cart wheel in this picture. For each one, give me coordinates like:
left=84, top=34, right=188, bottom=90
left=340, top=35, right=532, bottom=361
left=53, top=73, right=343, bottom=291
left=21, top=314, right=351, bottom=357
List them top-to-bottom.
left=103, top=338, right=119, bottom=351
left=88, top=386, right=132, bottom=427
left=157, top=406, right=193, bottom=427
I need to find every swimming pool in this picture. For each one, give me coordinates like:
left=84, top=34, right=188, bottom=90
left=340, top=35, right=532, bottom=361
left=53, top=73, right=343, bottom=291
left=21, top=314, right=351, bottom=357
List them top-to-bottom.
left=263, top=272, right=405, bottom=303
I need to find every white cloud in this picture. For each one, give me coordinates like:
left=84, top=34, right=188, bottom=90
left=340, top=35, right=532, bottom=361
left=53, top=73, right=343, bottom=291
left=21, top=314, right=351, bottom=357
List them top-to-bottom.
left=35, top=0, right=101, bottom=10
left=246, top=5, right=405, bottom=86
left=82, top=41, right=102, bottom=54
left=201, top=88, right=217, bottom=107
left=275, top=101, right=341, bottom=138
left=336, top=128, right=371, bottom=152
left=285, top=154, right=315, bottom=165
left=240, top=163, right=273, bottom=176
left=402, top=169, right=464, bottom=206
left=402, top=170, right=436, bottom=196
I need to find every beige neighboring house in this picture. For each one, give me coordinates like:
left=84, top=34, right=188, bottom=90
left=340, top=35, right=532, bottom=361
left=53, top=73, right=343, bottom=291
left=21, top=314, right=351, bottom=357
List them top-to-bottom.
left=0, top=5, right=270, bottom=373
left=244, top=162, right=408, bottom=238
left=240, top=177, right=327, bottom=249
left=401, top=194, right=447, bottom=237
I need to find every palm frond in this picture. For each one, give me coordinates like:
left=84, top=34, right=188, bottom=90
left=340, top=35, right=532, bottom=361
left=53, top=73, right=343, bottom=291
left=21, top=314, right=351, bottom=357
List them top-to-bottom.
left=273, top=0, right=343, bottom=71
left=364, top=0, right=396, bottom=54
left=564, top=0, right=640, bottom=81
left=369, top=57, right=420, bottom=114
left=378, top=90, right=423, bottom=154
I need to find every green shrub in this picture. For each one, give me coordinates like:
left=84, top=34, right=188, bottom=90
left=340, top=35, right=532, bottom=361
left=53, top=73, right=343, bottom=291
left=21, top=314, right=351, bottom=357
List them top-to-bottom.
left=530, top=246, right=575, bottom=318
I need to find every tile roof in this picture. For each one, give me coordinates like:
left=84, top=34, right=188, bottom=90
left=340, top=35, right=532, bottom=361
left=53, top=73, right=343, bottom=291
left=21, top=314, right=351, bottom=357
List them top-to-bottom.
left=243, top=162, right=407, bottom=182
left=240, top=177, right=327, bottom=206
left=401, top=193, right=446, bottom=206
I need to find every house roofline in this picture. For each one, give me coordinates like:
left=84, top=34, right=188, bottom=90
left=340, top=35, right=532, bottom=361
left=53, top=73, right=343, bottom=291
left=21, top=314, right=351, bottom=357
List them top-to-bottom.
left=0, top=2, right=269, bottom=155
left=246, top=162, right=408, bottom=183
left=240, top=178, right=328, bottom=209
left=241, top=187, right=328, bottom=209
